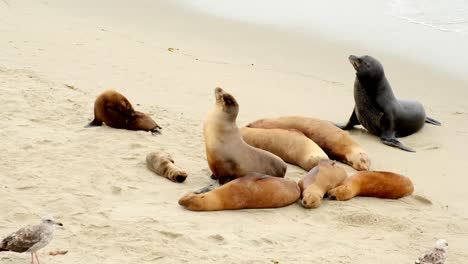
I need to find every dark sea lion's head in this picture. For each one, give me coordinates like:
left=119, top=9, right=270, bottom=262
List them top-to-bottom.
left=349, top=55, right=384, bottom=80
left=214, top=87, right=239, bottom=119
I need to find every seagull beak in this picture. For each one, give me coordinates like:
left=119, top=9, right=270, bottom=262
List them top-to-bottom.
left=56, top=222, right=63, bottom=227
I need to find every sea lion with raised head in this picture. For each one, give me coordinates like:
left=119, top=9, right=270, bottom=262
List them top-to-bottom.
left=336, top=55, right=441, bottom=152
left=204, top=87, right=287, bottom=184
left=87, top=89, right=161, bottom=133
left=247, top=116, right=370, bottom=171
left=240, top=127, right=328, bottom=171
left=146, top=151, right=188, bottom=183
left=298, top=160, right=347, bottom=209
left=327, top=171, right=414, bottom=201
left=178, top=173, right=300, bottom=211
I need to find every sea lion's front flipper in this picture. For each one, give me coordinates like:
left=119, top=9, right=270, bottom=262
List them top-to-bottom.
left=335, top=108, right=360, bottom=130
left=425, top=117, right=441, bottom=126
left=151, top=127, right=162, bottom=135
left=381, top=136, right=415, bottom=152
left=193, top=182, right=220, bottom=194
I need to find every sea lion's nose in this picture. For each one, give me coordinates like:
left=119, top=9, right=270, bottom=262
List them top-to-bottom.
left=348, top=55, right=358, bottom=62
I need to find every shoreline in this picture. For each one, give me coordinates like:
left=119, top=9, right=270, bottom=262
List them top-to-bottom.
left=176, top=0, right=468, bottom=81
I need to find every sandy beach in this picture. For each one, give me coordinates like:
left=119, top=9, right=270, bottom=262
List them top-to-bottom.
left=1, top=0, right=468, bottom=263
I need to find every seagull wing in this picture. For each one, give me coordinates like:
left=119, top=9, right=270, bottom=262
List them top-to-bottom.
left=0, top=225, right=43, bottom=253
left=416, top=249, right=446, bottom=264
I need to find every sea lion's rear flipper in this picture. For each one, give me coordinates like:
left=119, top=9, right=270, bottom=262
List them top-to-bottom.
left=335, top=108, right=360, bottom=130
left=425, top=117, right=441, bottom=126
left=85, top=118, right=103, bottom=128
left=381, top=137, right=415, bottom=152
left=194, top=182, right=220, bottom=194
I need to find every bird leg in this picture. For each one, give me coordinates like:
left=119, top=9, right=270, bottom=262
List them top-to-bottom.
left=31, top=252, right=35, bottom=264
left=34, top=252, right=40, bottom=264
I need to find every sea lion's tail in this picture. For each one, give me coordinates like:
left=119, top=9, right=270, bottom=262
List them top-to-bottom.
left=425, top=117, right=441, bottom=126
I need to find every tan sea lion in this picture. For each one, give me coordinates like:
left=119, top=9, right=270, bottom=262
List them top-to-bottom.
left=204, top=87, right=287, bottom=184
left=87, top=89, right=161, bottom=133
left=247, top=116, right=370, bottom=171
left=240, top=127, right=328, bottom=171
left=146, top=151, right=188, bottom=183
left=298, top=160, right=347, bottom=208
left=327, top=171, right=414, bottom=201
left=178, top=173, right=300, bottom=211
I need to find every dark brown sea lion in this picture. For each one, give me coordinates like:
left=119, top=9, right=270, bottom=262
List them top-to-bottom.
left=336, top=55, right=441, bottom=152
left=204, top=87, right=287, bottom=184
left=87, top=89, right=161, bottom=133
left=178, top=173, right=300, bottom=211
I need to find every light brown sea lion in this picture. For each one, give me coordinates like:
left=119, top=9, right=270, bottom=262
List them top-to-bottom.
left=204, top=87, right=287, bottom=184
left=87, top=89, right=161, bottom=133
left=247, top=116, right=370, bottom=171
left=240, top=127, right=328, bottom=171
left=146, top=151, right=188, bottom=183
left=298, top=160, right=348, bottom=208
left=327, top=171, right=414, bottom=201
left=178, top=173, right=300, bottom=211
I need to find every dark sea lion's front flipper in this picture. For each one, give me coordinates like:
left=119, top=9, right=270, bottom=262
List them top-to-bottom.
left=335, top=108, right=360, bottom=130
left=425, top=117, right=441, bottom=126
left=381, top=135, right=415, bottom=152
left=193, top=181, right=221, bottom=194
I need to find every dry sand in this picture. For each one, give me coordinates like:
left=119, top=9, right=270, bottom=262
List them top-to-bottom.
left=1, top=0, right=467, bottom=263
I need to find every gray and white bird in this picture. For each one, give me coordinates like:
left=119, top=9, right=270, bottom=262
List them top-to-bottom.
left=0, top=216, right=63, bottom=264
left=415, top=239, right=448, bottom=264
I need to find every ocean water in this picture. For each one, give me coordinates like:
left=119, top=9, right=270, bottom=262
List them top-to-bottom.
left=177, top=0, right=468, bottom=79
left=389, top=0, right=468, bottom=34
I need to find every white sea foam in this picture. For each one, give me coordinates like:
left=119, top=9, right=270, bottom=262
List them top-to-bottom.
left=389, top=0, right=468, bottom=35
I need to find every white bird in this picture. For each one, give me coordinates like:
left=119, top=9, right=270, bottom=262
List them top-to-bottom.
left=0, top=216, right=63, bottom=264
left=415, top=239, right=448, bottom=264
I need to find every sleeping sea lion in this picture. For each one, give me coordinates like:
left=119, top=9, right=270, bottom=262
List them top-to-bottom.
left=87, top=89, right=161, bottom=133
left=247, top=116, right=370, bottom=171
left=240, top=127, right=328, bottom=171
left=146, top=151, right=188, bottom=183
left=298, top=160, right=347, bottom=209
left=327, top=171, right=414, bottom=201
left=178, top=173, right=300, bottom=211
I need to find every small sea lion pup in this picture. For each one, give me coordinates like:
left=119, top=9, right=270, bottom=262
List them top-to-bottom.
left=337, top=55, right=441, bottom=152
left=204, top=87, right=287, bottom=184
left=87, top=89, right=161, bottom=133
left=247, top=116, right=370, bottom=171
left=240, top=127, right=328, bottom=171
left=146, top=151, right=188, bottom=183
left=298, top=160, right=347, bottom=209
left=327, top=171, right=414, bottom=201
left=178, top=173, right=300, bottom=211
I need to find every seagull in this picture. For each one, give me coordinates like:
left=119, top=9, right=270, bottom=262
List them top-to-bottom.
left=0, top=216, right=63, bottom=264
left=415, top=239, right=448, bottom=264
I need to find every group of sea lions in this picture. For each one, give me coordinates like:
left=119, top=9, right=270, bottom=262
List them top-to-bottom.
left=85, top=55, right=440, bottom=212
